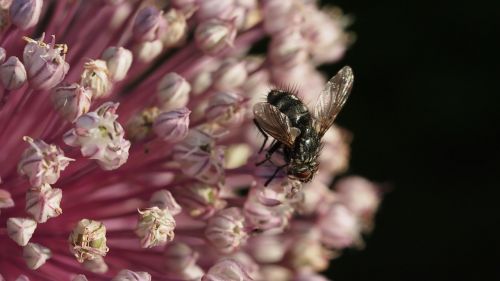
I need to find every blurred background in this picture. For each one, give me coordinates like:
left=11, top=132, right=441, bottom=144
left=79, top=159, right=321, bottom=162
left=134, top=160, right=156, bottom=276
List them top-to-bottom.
left=321, top=0, right=499, bottom=280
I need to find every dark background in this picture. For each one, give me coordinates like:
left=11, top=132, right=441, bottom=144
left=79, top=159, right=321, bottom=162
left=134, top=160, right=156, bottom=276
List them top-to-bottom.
left=321, top=0, right=499, bottom=280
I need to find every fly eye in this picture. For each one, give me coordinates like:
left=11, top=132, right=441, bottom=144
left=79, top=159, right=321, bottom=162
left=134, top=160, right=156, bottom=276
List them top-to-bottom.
left=295, top=170, right=311, bottom=179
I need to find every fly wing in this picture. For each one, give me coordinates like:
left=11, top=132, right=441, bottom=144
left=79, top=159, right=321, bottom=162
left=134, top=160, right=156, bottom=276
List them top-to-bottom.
left=313, top=66, right=354, bottom=137
left=253, top=102, right=300, bottom=147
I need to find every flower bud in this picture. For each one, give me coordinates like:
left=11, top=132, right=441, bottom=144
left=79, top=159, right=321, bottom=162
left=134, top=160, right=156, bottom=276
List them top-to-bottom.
left=0, top=0, right=12, bottom=9
left=9, top=0, right=43, bottom=30
left=196, top=0, right=234, bottom=22
left=132, top=6, right=163, bottom=42
left=161, top=9, right=188, bottom=47
left=195, top=19, right=236, bottom=55
left=269, top=29, right=308, bottom=68
left=23, top=35, right=69, bottom=90
left=134, top=40, right=163, bottom=63
left=101, top=46, right=133, bottom=82
left=0, top=47, right=6, bottom=63
left=0, top=56, right=27, bottom=90
left=212, top=58, right=247, bottom=91
left=80, top=59, right=111, bottom=99
left=157, top=72, right=190, bottom=111
left=52, top=83, right=92, bottom=122
left=206, top=92, right=246, bottom=127
left=63, top=102, right=131, bottom=170
left=126, top=106, right=160, bottom=141
left=153, top=108, right=190, bottom=142
left=173, top=129, right=225, bottom=184
left=18, top=136, right=73, bottom=187
left=224, top=143, right=251, bottom=169
left=335, top=176, right=380, bottom=222
left=25, top=184, right=62, bottom=223
left=173, top=184, right=226, bottom=219
left=0, top=188, right=14, bottom=209
left=149, top=190, right=182, bottom=215
left=317, top=204, right=360, bottom=249
left=135, top=207, right=176, bottom=248
left=205, top=207, right=248, bottom=253
left=6, top=217, right=37, bottom=246
left=68, top=219, right=109, bottom=263
left=288, top=229, right=332, bottom=272
left=248, top=235, right=286, bottom=263
left=22, top=242, right=51, bottom=270
left=164, top=242, right=203, bottom=278
left=82, top=255, right=108, bottom=273
left=202, top=259, right=253, bottom=281
left=260, top=265, right=292, bottom=281
left=112, top=270, right=151, bottom=281
left=15, top=275, right=30, bottom=281
left=71, top=275, right=88, bottom=281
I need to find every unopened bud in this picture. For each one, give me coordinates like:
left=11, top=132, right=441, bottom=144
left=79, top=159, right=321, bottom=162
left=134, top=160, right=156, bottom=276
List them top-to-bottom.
left=9, top=0, right=43, bottom=29
left=132, top=6, right=163, bottom=42
left=161, top=9, right=188, bottom=47
left=195, top=19, right=236, bottom=55
left=134, top=39, right=163, bottom=63
left=101, top=46, right=133, bottom=82
left=0, top=47, right=6, bottom=64
left=0, top=56, right=27, bottom=90
left=212, top=58, right=247, bottom=91
left=80, top=59, right=111, bottom=99
left=157, top=72, right=190, bottom=111
left=52, top=83, right=92, bottom=122
left=153, top=108, right=190, bottom=142
left=25, top=184, right=62, bottom=223
left=0, top=188, right=14, bottom=208
left=150, top=190, right=182, bottom=215
left=205, top=207, right=248, bottom=253
left=6, top=217, right=37, bottom=246
left=68, top=219, right=109, bottom=263
left=23, top=242, right=51, bottom=270
left=82, top=255, right=108, bottom=273
left=202, top=259, right=253, bottom=281
left=112, top=270, right=151, bottom=281
left=71, top=275, right=88, bottom=281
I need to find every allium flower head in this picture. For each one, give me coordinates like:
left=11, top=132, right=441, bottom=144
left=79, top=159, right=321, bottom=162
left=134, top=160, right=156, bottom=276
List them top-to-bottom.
left=0, top=1, right=382, bottom=280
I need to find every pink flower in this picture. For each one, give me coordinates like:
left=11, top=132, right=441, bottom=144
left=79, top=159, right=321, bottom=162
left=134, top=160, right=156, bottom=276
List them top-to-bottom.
left=0, top=1, right=381, bottom=280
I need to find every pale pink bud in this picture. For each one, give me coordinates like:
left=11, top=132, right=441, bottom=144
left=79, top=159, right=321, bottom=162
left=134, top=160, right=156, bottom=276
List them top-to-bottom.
left=0, top=0, right=12, bottom=9
left=9, top=0, right=42, bottom=29
left=171, top=0, right=197, bottom=16
left=196, top=0, right=234, bottom=21
left=262, top=0, right=302, bottom=34
left=132, top=6, right=163, bottom=42
left=161, top=9, right=188, bottom=47
left=195, top=19, right=236, bottom=55
left=269, top=29, right=308, bottom=68
left=23, top=35, right=69, bottom=90
left=134, top=40, right=163, bottom=63
left=101, top=46, right=133, bottom=82
left=0, top=47, right=6, bottom=63
left=0, top=56, right=27, bottom=90
left=212, top=58, right=247, bottom=91
left=80, top=59, right=111, bottom=99
left=157, top=72, right=190, bottom=111
left=52, top=83, right=92, bottom=122
left=63, top=102, right=131, bottom=170
left=153, top=108, right=190, bottom=142
left=318, top=126, right=351, bottom=176
left=173, top=129, right=225, bottom=184
left=18, top=136, right=73, bottom=187
left=335, top=176, right=380, bottom=218
left=300, top=179, right=330, bottom=214
left=255, top=180, right=302, bottom=207
left=26, top=183, right=62, bottom=223
left=173, top=184, right=226, bottom=219
left=0, top=188, right=14, bottom=208
left=243, top=188, right=293, bottom=232
left=149, top=190, right=182, bottom=215
left=317, top=204, right=360, bottom=249
left=135, top=207, right=176, bottom=248
left=205, top=207, right=248, bottom=253
left=6, top=217, right=37, bottom=246
left=68, top=219, right=109, bottom=263
left=289, top=229, right=332, bottom=272
left=248, top=235, right=286, bottom=263
left=22, top=242, right=51, bottom=270
left=164, top=242, right=205, bottom=279
left=82, top=255, right=108, bottom=273
left=202, top=258, right=253, bottom=281
left=259, top=266, right=292, bottom=281
left=112, top=270, right=151, bottom=281
left=71, top=275, right=88, bottom=281
left=15, top=276, right=30, bottom=281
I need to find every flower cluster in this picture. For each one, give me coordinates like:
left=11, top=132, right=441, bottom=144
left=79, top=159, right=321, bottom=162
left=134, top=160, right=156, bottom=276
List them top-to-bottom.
left=0, top=0, right=380, bottom=280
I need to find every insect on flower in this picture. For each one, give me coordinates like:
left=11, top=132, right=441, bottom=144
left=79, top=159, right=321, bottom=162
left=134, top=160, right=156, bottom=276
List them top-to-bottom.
left=253, top=66, right=354, bottom=186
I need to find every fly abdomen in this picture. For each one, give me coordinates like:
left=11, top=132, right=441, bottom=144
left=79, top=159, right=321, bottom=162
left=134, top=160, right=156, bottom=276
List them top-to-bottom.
left=267, top=90, right=313, bottom=127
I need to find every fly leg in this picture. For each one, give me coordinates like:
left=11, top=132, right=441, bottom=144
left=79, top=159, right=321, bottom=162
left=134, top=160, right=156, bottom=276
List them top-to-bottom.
left=253, top=119, right=268, bottom=153
left=256, top=141, right=282, bottom=166
left=264, top=163, right=288, bottom=186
